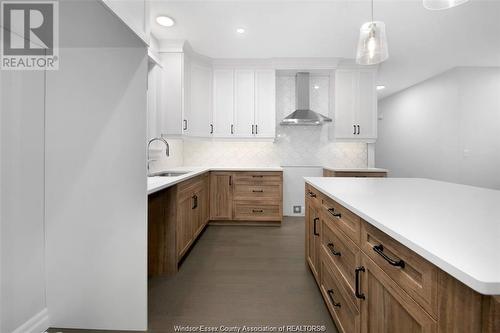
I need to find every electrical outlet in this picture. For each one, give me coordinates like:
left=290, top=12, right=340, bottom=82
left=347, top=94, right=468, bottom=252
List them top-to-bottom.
left=293, top=205, right=302, bottom=214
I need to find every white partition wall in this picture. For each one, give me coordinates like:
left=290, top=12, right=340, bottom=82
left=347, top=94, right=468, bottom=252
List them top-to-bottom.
left=44, top=0, right=148, bottom=330
left=0, top=66, right=48, bottom=333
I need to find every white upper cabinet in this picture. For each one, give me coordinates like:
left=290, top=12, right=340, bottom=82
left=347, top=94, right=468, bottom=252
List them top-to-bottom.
left=159, top=52, right=184, bottom=136
left=186, top=63, right=212, bottom=137
left=213, top=68, right=276, bottom=139
left=213, top=69, right=235, bottom=137
left=334, top=69, right=377, bottom=140
left=234, top=70, right=255, bottom=137
left=254, top=70, right=276, bottom=138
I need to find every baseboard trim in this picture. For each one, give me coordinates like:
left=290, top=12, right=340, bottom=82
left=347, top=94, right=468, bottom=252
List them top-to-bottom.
left=209, top=220, right=281, bottom=227
left=12, top=308, right=49, bottom=333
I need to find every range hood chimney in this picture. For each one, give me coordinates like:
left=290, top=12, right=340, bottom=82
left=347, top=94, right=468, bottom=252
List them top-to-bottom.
left=280, top=72, right=332, bottom=126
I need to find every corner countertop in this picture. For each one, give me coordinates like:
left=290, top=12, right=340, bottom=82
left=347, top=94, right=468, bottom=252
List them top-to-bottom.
left=147, top=166, right=283, bottom=195
left=322, top=166, right=388, bottom=173
left=304, top=177, right=500, bottom=295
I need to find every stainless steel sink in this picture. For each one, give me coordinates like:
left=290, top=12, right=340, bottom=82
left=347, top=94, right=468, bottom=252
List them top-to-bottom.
left=148, top=171, right=190, bottom=177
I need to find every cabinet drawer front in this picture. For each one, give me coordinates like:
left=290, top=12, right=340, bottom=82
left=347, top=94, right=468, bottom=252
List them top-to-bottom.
left=233, top=171, right=282, bottom=184
left=332, top=171, right=387, bottom=178
left=178, top=173, right=207, bottom=197
left=234, top=184, right=281, bottom=201
left=305, top=184, right=321, bottom=208
left=322, top=197, right=361, bottom=245
left=234, top=201, right=281, bottom=221
left=321, top=217, right=361, bottom=307
left=361, top=221, right=438, bottom=317
left=320, top=254, right=360, bottom=333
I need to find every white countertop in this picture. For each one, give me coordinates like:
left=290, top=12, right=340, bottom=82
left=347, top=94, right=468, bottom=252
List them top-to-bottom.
left=147, top=166, right=283, bottom=195
left=323, top=166, right=388, bottom=173
left=304, top=177, right=500, bottom=295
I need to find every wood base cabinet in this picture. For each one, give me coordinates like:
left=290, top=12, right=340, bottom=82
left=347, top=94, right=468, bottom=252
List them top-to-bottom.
left=210, top=171, right=283, bottom=224
left=148, top=173, right=209, bottom=276
left=306, top=184, right=500, bottom=333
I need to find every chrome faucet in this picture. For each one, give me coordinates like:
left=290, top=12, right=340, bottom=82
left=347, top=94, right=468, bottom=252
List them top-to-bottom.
left=147, top=136, right=170, bottom=173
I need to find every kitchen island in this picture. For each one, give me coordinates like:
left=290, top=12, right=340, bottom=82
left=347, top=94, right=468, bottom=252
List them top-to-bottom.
left=304, top=177, right=500, bottom=332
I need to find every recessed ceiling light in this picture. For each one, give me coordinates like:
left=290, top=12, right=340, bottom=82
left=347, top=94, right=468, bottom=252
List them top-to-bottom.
left=156, top=16, right=175, bottom=27
left=236, top=27, right=246, bottom=34
left=313, top=85, right=320, bottom=90
left=376, top=85, right=386, bottom=91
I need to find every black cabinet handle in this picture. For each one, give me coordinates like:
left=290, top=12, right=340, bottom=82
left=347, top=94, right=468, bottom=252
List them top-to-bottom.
left=183, top=119, right=188, bottom=131
left=210, top=124, right=213, bottom=134
left=231, top=124, right=234, bottom=134
left=252, top=124, right=255, bottom=134
left=255, top=124, right=258, bottom=135
left=353, top=125, right=356, bottom=135
left=357, top=125, right=360, bottom=135
left=229, top=175, right=232, bottom=186
left=252, top=175, right=264, bottom=178
left=252, top=189, right=263, bottom=193
left=308, top=191, right=317, bottom=198
left=192, top=195, right=198, bottom=209
left=327, top=208, right=341, bottom=218
left=252, top=209, right=263, bottom=213
left=313, top=217, right=320, bottom=236
left=327, top=243, right=341, bottom=256
left=373, top=245, right=405, bottom=268
left=355, top=266, right=365, bottom=299
left=327, top=290, right=341, bottom=307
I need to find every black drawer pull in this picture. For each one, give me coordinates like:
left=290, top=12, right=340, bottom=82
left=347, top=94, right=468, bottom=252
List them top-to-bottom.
left=252, top=175, right=264, bottom=178
left=252, top=189, right=264, bottom=193
left=308, top=191, right=316, bottom=198
left=192, top=195, right=198, bottom=209
left=327, top=208, right=341, bottom=218
left=252, top=209, right=263, bottom=213
left=313, top=217, right=319, bottom=236
left=327, top=243, right=341, bottom=256
left=373, top=244, right=405, bottom=268
left=355, top=266, right=365, bottom=299
left=327, top=290, right=341, bottom=307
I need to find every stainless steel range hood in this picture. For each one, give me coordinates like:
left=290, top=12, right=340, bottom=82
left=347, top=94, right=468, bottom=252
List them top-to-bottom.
left=280, top=72, right=332, bottom=126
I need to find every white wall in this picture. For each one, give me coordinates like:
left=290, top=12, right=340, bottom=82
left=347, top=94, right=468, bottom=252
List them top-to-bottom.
left=44, top=0, right=147, bottom=330
left=376, top=67, right=500, bottom=189
left=1, top=68, right=49, bottom=333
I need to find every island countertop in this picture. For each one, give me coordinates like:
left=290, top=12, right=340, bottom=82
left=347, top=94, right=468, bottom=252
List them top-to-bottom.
left=304, top=177, right=500, bottom=295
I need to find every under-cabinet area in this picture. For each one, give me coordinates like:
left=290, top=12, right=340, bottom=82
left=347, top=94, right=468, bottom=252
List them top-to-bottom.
left=148, top=169, right=283, bottom=276
left=305, top=179, right=500, bottom=333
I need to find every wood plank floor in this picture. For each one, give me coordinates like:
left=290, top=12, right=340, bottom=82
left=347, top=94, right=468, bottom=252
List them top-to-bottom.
left=49, top=217, right=336, bottom=333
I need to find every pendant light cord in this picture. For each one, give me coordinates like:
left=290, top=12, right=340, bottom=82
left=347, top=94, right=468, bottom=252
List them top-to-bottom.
left=371, top=0, right=374, bottom=22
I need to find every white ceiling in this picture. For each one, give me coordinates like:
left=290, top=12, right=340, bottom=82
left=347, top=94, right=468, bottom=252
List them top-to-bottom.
left=150, top=0, right=500, bottom=98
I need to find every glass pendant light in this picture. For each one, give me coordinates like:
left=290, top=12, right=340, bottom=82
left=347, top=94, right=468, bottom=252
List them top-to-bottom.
left=356, top=0, right=389, bottom=65
left=423, top=0, right=469, bottom=10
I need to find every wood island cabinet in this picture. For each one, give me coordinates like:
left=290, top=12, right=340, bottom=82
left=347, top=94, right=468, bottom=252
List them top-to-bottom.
left=305, top=183, right=500, bottom=333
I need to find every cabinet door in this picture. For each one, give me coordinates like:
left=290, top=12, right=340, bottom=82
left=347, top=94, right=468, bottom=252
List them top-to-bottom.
left=160, top=53, right=184, bottom=135
left=187, top=63, right=212, bottom=137
left=213, top=69, right=234, bottom=137
left=234, top=70, right=255, bottom=137
left=254, top=70, right=276, bottom=138
left=334, top=70, right=357, bottom=139
left=356, top=70, right=377, bottom=139
left=209, top=172, right=233, bottom=220
left=195, top=183, right=208, bottom=235
left=177, top=193, right=195, bottom=258
left=306, top=198, right=320, bottom=283
left=360, top=255, right=437, bottom=333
